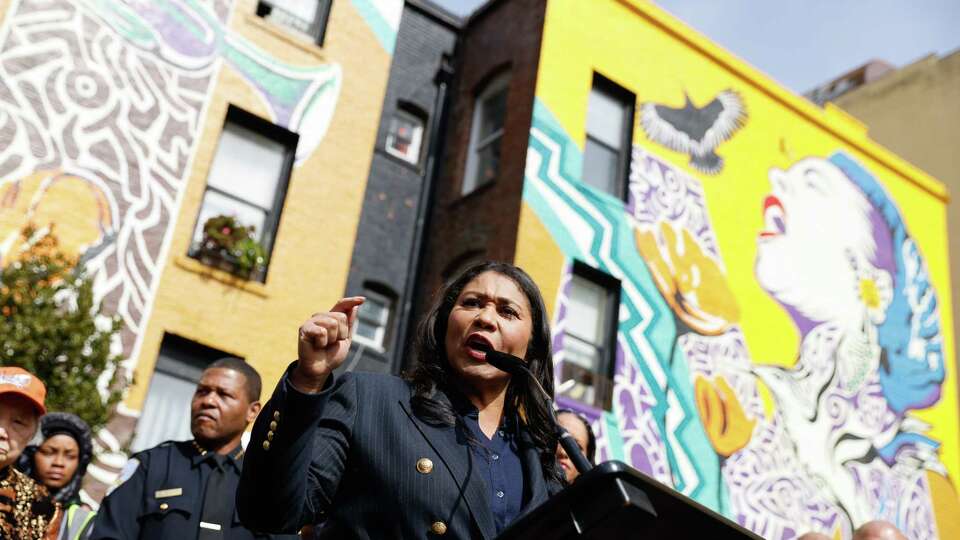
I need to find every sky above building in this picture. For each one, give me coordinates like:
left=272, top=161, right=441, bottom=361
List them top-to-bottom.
left=433, top=0, right=960, bottom=93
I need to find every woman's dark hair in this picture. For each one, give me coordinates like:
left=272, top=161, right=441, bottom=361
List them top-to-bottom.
left=406, top=261, right=561, bottom=483
left=556, top=409, right=597, bottom=463
left=17, top=412, right=94, bottom=505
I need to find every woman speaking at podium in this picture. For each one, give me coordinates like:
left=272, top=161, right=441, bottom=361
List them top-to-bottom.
left=238, top=262, right=564, bottom=539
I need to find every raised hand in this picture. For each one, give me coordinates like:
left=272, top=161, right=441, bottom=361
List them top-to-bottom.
left=291, top=297, right=364, bottom=393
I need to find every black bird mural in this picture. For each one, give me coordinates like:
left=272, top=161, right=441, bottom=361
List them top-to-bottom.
left=640, top=89, right=747, bottom=174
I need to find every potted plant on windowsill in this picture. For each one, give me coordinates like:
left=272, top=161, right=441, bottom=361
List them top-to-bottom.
left=192, top=215, right=269, bottom=281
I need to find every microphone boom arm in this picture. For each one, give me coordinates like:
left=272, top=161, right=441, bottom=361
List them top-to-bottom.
left=486, top=350, right=594, bottom=477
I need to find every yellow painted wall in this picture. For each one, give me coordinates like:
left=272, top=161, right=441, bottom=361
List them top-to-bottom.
left=129, top=0, right=394, bottom=407
left=518, top=0, right=958, bottom=537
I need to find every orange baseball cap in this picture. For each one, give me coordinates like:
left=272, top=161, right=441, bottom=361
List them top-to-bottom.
left=0, top=367, right=46, bottom=415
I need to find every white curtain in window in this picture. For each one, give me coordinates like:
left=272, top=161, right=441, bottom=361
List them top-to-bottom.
left=267, top=0, right=319, bottom=21
left=463, top=73, right=510, bottom=195
left=586, top=88, right=626, bottom=149
left=385, top=111, right=424, bottom=164
left=207, top=122, right=287, bottom=210
left=583, top=140, right=619, bottom=194
left=568, top=277, right=606, bottom=342
left=354, top=290, right=391, bottom=349
left=130, top=370, right=197, bottom=452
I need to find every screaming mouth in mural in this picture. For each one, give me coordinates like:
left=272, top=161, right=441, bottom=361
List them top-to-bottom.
left=640, top=89, right=747, bottom=175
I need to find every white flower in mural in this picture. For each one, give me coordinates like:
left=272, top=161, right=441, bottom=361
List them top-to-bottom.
left=854, top=261, right=893, bottom=326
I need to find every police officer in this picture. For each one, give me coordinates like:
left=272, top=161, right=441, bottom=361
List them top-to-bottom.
left=90, top=358, right=294, bottom=540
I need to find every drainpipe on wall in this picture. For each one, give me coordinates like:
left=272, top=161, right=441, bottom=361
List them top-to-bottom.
left=394, top=52, right=456, bottom=375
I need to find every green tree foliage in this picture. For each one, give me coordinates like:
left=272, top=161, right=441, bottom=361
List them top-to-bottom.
left=0, top=227, right=124, bottom=431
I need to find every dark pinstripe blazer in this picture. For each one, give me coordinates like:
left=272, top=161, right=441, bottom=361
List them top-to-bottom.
left=237, top=365, right=560, bottom=539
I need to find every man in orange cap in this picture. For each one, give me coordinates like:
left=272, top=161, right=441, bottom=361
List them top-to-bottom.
left=0, top=366, right=61, bottom=539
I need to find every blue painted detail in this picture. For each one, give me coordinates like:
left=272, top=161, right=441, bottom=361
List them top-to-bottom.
left=350, top=0, right=397, bottom=55
left=525, top=98, right=715, bottom=502
left=828, top=152, right=944, bottom=415
left=668, top=341, right=724, bottom=510
left=603, top=411, right=626, bottom=461
left=877, top=431, right=940, bottom=464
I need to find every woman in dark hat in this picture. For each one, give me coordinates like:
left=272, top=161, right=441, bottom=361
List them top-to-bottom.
left=19, top=412, right=96, bottom=539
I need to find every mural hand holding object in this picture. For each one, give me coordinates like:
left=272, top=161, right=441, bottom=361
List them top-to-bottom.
left=634, top=221, right=739, bottom=335
left=694, top=375, right=756, bottom=457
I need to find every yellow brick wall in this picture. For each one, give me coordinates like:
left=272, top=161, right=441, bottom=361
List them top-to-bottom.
left=128, top=0, right=395, bottom=408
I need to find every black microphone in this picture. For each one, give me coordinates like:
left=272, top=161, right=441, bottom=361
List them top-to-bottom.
left=485, top=349, right=593, bottom=477
left=485, top=349, right=530, bottom=377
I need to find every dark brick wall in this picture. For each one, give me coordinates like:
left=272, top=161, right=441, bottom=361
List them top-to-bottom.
left=413, top=0, right=548, bottom=334
left=344, top=2, right=459, bottom=373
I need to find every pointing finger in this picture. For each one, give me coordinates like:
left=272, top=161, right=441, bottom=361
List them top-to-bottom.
left=330, top=296, right=365, bottom=315
left=348, top=305, right=360, bottom=339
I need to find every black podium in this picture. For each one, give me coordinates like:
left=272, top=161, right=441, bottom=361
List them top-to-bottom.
left=496, top=461, right=763, bottom=539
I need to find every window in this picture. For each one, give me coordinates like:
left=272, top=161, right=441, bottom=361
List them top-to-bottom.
left=256, top=0, right=333, bottom=45
left=463, top=72, right=510, bottom=195
left=583, top=74, right=634, bottom=198
left=190, top=106, right=297, bottom=281
left=385, top=107, right=426, bottom=165
left=557, top=264, right=620, bottom=410
left=353, top=286, right=395, bottom=351
left=131, top=335, right=235, bottom=452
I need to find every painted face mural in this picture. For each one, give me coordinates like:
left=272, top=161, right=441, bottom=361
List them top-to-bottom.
left=523, top=95, right=955, bottom=539
left=751, top=154, right=945, bottom=534
left=755, top=157, right=892, bottom=328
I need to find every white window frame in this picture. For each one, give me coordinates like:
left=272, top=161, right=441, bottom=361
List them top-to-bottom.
left=256, top=0, right=333, bottom=45
left=462, top=72, right=510, bottom=196
left=582, top=76, right=634, bottom=198
left=189, top=107, right=297, bottom=281
left=385, top=108, right=425, bottom=165
left=557, top=265, right=619, bottom=410
left=352, top=289, right=393, bottom=351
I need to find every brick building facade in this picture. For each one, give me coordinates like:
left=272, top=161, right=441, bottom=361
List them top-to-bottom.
left=0, top=0, right=402, bottom=501
left=343, top=0, right=459, bottom=373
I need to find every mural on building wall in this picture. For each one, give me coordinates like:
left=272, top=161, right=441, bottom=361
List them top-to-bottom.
left=0, top=0, right=399, bottom=494
left=0, top=0, right=345, bottom=361
left=524, top=96, right=956, bottom=538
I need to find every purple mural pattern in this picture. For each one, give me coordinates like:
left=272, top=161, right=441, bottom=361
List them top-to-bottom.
left=550, top=145, right=942, bottom=538
left=628, top=147, right=720, bottom=260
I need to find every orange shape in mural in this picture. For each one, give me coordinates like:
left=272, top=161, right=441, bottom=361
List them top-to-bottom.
left=0, top=170, right=114, bottom=266
left=634, top=222, right=739, bottom=335
left=694, top=375, right=756, bottom=457
left=927, top=470, right=960, bottom=540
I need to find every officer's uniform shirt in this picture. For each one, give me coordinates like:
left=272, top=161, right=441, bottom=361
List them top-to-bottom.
left=89, top=440, right=295, bottom=540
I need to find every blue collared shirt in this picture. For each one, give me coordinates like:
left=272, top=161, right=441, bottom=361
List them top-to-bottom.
left=460, top=409, right=526, bottom=534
